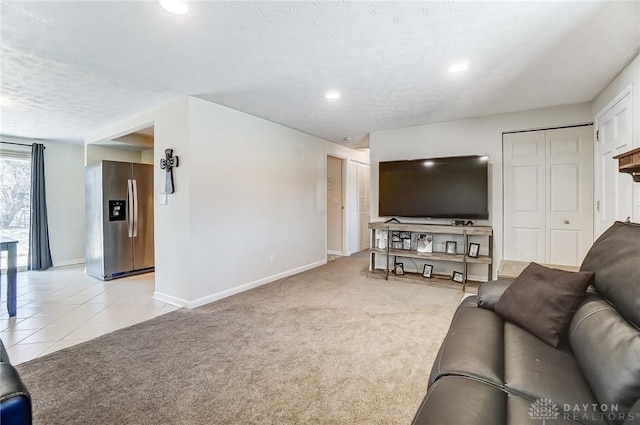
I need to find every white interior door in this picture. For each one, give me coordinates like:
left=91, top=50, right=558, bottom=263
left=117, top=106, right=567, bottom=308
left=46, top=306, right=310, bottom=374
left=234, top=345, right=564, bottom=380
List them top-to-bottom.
left=595, top=93, right=633, bottom=238
left=504, top=125, right=594, bottom=266
left=545, top=126, right=594, bottom=265
left=503, top=130, right=546, bottom=262
left=327, top=156, right=343, bottom=255
left=348, top=161, right=371, bottom=254
left=358, top=163, right=370, bottom=252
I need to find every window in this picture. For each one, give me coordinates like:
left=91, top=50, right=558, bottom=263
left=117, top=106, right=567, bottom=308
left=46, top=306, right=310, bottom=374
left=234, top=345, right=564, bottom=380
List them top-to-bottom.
left=0, top=147, right=31, bottom=269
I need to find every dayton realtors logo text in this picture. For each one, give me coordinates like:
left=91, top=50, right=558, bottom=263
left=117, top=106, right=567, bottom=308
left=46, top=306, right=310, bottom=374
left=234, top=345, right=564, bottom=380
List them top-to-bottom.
left=529, top=398, right=635, bottom=423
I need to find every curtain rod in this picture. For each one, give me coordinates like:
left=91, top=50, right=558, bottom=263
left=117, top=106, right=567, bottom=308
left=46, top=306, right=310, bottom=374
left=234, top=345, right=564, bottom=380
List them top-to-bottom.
left=0, top=141, right=45, bottom=149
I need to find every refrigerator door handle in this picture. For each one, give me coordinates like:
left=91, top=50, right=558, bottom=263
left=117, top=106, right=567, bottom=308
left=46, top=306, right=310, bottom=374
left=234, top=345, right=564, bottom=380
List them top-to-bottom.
left=127, top=179, right=134, bottom=238
left=132, top=179, right=139, bottom=238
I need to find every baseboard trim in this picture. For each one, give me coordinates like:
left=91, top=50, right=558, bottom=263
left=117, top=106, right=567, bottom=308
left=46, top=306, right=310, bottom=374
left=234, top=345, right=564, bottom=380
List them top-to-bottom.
left=327, top=250, right=342, bottom=256
left=54, top=258, right=86, bottom=267
left=185, top=259, right=328, bottom=310
left=153, top=261, right=484, bottom=310
left=467, top=274, right=489, bottom=283
left=153, top=291, right=189, bottom=308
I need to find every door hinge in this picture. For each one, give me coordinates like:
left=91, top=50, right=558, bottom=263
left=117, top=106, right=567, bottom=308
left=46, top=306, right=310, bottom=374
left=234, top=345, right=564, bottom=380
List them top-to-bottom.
left=596, top=129, right=599, bottom=142
left=596, top=200, right=601, bottom=212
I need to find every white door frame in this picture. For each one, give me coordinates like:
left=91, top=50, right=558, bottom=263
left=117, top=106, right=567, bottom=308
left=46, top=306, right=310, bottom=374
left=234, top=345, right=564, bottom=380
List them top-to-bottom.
left=593, top=84, right=634, bottom=236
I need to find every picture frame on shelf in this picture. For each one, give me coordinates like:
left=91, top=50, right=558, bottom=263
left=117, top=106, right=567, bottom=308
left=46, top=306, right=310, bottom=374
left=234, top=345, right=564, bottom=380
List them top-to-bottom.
left=376, top=230, right=388, bottom=249
left=391, top=231, right=412, bottom=250
left=416, top=233, right=433, bottom=253
left=445, top=241, right=457, bottom=255
left=468, top=243, right=480, bottom=258
left=395, top=262, right=405, bottom=276
left=422, top=264, right=434, bottom=278
left=452, top=271, right=464, bottom=283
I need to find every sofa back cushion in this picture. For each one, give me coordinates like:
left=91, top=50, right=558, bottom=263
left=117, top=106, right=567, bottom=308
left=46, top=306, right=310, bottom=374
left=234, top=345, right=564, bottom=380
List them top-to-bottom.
left=580, top=221, right=640, bottom=328
left=569, top=294, right=640, bottom=424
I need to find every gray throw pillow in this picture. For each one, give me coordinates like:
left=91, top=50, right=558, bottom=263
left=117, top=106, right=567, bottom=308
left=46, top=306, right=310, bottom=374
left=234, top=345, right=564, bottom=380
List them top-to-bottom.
left=495, top=262, right=594, bottom=347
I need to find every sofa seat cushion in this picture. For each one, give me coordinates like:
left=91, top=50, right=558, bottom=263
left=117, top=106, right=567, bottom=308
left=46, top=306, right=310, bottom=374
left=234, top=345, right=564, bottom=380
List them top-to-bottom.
left=569, top=294, right=640, bottom=424
left=428, top=298, right=504, bottom=388
left=425, top=299, right=608, bottom=425
left=503, top=322, right=607, bottom=424
left=413, top=376, right=585, bottom=425
left=413, top=376, right=506, bottom=425
left=508, top=395, right=600, bottom=425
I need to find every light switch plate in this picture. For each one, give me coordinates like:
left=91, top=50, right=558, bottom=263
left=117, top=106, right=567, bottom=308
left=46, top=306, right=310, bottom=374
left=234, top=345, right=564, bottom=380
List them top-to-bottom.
left=158, top=192, right=168, bottom=205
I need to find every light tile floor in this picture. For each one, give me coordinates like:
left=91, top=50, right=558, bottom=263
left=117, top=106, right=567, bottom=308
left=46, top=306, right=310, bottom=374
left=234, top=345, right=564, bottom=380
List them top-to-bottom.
left=0, top=264, right=178, bottom=365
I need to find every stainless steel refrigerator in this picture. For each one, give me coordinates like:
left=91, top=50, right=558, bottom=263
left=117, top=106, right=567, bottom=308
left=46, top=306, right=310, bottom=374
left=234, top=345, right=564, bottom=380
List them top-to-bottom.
left=85, top=160, right=154, bottom=280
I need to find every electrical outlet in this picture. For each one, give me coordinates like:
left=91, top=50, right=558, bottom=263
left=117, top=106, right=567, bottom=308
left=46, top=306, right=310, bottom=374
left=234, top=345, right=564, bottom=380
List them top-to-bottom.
left=270, top=253, right=276, bottom=263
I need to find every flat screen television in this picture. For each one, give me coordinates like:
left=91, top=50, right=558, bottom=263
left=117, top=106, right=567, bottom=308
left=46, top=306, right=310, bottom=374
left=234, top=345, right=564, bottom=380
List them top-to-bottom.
left=379, top=155, right=489, bottom=219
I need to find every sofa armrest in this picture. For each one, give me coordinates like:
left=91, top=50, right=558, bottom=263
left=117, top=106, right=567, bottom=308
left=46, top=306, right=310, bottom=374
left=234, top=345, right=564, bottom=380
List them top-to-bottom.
left=477, top=279, right=513, bottom=311
left=1, top=339, right=32, bottom=425
left=0, top=363, right=32, bottom=425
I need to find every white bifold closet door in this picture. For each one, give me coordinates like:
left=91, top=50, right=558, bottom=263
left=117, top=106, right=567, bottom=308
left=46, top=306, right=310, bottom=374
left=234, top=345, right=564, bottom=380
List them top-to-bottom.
left=503, top=125, right=593, bottom=266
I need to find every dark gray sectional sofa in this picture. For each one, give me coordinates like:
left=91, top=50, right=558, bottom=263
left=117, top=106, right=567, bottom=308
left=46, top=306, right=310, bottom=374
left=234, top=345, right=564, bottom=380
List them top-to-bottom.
left=413, top=221, right=640, bottom=425
left=0, top=338, right=32, bottom=425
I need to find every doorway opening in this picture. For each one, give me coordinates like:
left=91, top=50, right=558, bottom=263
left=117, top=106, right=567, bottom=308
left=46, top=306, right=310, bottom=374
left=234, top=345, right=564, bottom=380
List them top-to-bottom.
left=85, top=124, right=155, bottom=282
left=0, top=147, right=31, bottom=269
left=327, top=155, right=345, bottom=257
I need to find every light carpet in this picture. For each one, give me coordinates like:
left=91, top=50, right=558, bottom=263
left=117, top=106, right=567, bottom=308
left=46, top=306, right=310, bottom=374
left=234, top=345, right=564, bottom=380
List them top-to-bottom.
left=17, top=253, right=462, bottom=425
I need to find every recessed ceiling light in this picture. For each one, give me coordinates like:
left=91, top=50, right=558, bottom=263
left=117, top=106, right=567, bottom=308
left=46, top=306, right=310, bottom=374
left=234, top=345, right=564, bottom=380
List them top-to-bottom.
left=160, top=0, right=189, bottom=15
left=448, top=61, right=469, bottom=73
left=325, top=91, right=341, bottom=100
left=343, top=137, right=353, bottom=142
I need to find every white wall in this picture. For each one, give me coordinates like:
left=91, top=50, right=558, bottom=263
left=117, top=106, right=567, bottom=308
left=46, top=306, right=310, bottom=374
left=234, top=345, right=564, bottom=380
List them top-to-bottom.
left=592, top=53, right=640, bottom=222
left=592, top=54, right=640, bottom=145
left=86, top=96, right=368, bottom=308
left=86, top=97, right=190, bottom=302
left=186, top=97, right=368, bottom=304
left=152, top=99, right=191, bottom=302
left=369, top=103, right=593, bottom=277
left=1, top=136, right=85, bottom=266
left=141, top=148, right=154, bottom=165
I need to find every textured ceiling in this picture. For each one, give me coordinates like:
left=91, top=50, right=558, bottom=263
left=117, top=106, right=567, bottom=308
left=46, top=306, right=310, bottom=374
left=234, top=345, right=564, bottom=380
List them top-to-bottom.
left=1, top=1, right=639, bottom=148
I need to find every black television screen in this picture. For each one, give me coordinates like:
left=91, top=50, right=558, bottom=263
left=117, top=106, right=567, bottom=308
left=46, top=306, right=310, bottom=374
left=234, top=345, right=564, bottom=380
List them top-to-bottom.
left=379, top=155, right=489, bottom=219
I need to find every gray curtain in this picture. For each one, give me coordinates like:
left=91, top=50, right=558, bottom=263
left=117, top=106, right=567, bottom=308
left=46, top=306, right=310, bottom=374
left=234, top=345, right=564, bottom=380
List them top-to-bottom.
left=28, top=143, right=53, bottom=270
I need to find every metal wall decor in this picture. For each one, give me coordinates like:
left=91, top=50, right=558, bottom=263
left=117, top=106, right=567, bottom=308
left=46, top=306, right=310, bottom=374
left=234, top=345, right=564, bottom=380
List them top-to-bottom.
left=160, top=148, right=179, bottom=194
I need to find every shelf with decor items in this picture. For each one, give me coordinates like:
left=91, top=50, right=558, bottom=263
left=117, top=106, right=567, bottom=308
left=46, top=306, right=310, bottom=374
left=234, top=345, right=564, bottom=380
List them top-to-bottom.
left=613, top=146, right=640, bottom=182
left=368, top=221, right=493, bottom=292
